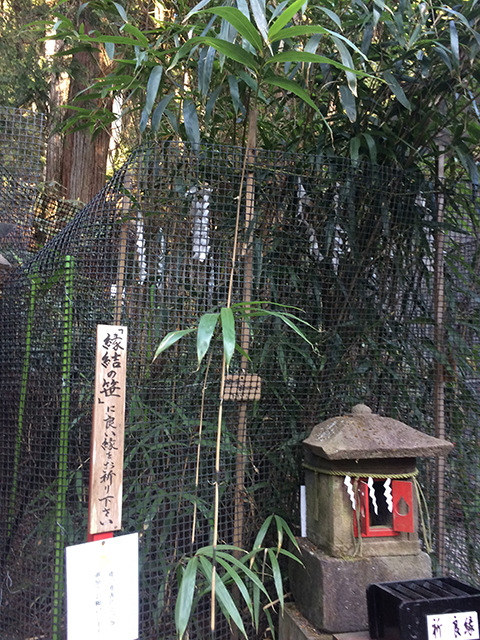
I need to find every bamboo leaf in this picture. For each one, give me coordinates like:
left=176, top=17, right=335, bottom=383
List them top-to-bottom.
left=184, top=0, right=214, bottom=22
left=236, top=0, right=250, bottom=18
left=250, top=0, right=269, bottom=44
left=268, top=0, right=305, bottom=40
left=269, top=0, right=289, bottom=25
left=77, top=2, right=89, bottom=20
left=113, top=2, right=128, bottom=22
left=316, top=6, right=342, bottom=29
left=202, top=7, right=262, bottom=51
left=442, top=7, right=480, bottom=48
left=449, top=20, right=460, bottom=69
left=362, top=21, right=373, bottom=55
left=122, top=23, right=149, bottom=47
left=270, top=25, right=368, bottom=61
left=305, top=33, right=322, bottom=55
left=90, top=34, right=146, bottom=46
left=193, top=36, right=258, bottom=71
left=332, top=36, right=357, bottom=95
left=105, top=41, right=115, bottom=60
left=53, top=44, right=100, bottom=56
left=198, top=45, right=216, bottom=96
left=434, top=45, right=453, bottom=71
left=266, top=50, right=367, bottom=78
left=145, top=65, right=163, bottom=114
left=383, top=69, right=411, bottom=110
left=228, top=75, right=244, bottom=115
left=263, top=75, right=320, bottom=114
left=339, top=84, right=357, bottom=122
left=205, top=85, right=223, bottom=122
left=151, top=93, right=175, bottom=131
left=183, top=99, right=200, bottom=146
left=139, top=108, right=149, bottom=133
left=164, top=108, right=179, bottom=133
left=362, top=132, right=377, bottom=164
left=350, top=136, right=360, bottom=161
left=455, top=148, right=479, bottom=185
left=220, top=307, right=235, bottom=367
left=259, top=310, right=315, bottom=347
left=197, top=313, right=219, bottom=365
left=153, top=328, right=196, bottom=361
left=235, top=342, right=251, bottom=361
left=252, top=514, right=273, bottom=550
left=274, top=515, right=301, bottom=551
left=196, top=544, right=245, bottom=554
left=278, top=547, right=305, bottom=563
left=267, top=548, right=284, bottom=611
left=215, top=552, right=270, bottom=596
left=175, top=556, right=198, bottom=640
left=216, top=556, right=253, bottom=619
left=198, top=557, right=247, bottom=637
left=213, top=572, right=248, bottom=636
left=253, top=582, right=261, bottom=630
left=264, top=607, right=276, bottom=640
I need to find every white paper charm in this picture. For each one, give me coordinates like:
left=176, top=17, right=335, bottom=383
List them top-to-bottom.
left=344, top=475, right=356, bottom=510
left=368, top=477, right=378, bottom=515
left=384, top=478, right=393, bottom=513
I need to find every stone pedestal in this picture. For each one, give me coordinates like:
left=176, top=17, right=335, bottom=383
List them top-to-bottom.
left=289, top=538, right=431, bottom=633
left=280, top=604, right=333, bottom=640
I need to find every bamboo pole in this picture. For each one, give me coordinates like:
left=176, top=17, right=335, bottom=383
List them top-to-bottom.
left=233, top=108, right=258, bottom=554
left=434, top=146, right=446, bottom=573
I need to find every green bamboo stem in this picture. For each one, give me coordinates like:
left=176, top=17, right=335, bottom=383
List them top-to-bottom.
left=52, top=255, right=74, bottom=640
left=7, top=268, right=37, bottom=541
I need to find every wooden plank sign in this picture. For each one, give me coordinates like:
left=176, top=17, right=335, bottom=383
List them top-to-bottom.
left=88, top=325, right=127, bottom=535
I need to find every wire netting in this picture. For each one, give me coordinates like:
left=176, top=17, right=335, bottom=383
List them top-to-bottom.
left=0, top=106, right=78, bottom=268
left=0, top=106, right=44, bottom=186
left=1, top=140, right=480, bottom=640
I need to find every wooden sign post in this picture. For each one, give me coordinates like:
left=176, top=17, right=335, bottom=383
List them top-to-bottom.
left=88, top=325, right=128, bottom=542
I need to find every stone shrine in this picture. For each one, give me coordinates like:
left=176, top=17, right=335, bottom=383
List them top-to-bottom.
left=281, top=404, right=453, bottom=640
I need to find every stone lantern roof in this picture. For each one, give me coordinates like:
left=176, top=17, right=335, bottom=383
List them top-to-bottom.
left=303, top=404, right=454, bottom=461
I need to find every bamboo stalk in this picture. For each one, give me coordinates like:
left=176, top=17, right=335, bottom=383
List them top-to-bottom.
left=233, top=107, right=257, bottom=554
left=210, top=109, right=257, bottom=636
left=434, top=146, right=446, bottom=573
left=52, top=255, right=74, bottom=640
left=7, top=268, right=37, bottom=543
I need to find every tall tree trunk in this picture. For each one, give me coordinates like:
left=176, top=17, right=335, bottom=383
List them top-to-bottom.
left=60, top=12, right=112, bottom=204
left=45, top=38, right=70, bottom=194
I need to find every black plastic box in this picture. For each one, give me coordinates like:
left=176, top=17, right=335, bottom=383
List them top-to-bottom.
left=367, top=577, right=480, bottom=640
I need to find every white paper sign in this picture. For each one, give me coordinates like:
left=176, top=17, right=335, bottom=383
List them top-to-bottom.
left=66, top=533, right=139, bottom=640
left=427, top=611, right=479, bottom=640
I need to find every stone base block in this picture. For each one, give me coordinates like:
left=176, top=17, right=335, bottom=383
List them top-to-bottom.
left=290, top=538, right=431, bottom=633
left=280, top=603, right=333, bottom=640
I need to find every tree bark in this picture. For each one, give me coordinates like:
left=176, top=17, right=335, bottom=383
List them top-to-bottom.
left=59, top=10, right=113, bottom=204
left=45, top=38, right=70, bottom=194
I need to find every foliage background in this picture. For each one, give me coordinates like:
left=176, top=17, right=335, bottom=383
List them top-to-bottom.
left=0, top=0, right=480, bottom=638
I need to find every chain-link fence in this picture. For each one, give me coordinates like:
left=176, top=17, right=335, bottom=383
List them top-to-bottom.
left=1, top=140, right=480, bottom=639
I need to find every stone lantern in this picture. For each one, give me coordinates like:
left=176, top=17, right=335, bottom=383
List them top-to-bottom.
left=283, top=404, right=453, bottom=639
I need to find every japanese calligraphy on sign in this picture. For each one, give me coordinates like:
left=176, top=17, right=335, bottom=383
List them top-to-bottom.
left=89, top=325, right=127, bottom=534
left=66, top=533, right=139, bottom=640
left=427, top=611, right=480, bottom=640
